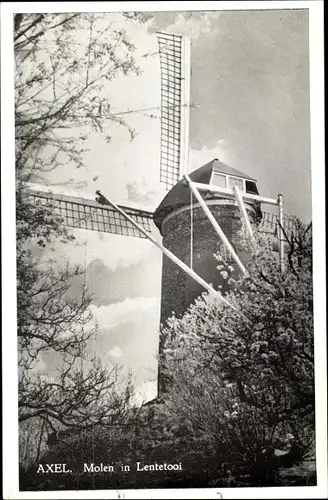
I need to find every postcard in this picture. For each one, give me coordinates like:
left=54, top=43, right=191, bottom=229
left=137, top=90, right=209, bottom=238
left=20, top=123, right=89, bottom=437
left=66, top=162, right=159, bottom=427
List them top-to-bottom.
left=2, top=1, right=327, bottom=499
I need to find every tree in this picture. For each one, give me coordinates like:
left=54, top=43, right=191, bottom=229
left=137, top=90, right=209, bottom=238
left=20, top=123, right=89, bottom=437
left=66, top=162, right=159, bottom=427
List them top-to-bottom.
left=14, top=12, right=148, bottom=179
left=14, top=12, right=148, bottom=470
left=17, top=191, right=135, bottom=469
left=24, top=220, right=314, bottom=488
left=159, top=221, right=315, bottom=485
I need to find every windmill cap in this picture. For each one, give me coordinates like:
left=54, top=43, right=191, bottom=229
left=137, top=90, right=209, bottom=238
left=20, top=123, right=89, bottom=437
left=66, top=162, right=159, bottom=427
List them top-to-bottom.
left=153, top=158, right=258, bottom=231
left=208, top=158, right=257, bottom=181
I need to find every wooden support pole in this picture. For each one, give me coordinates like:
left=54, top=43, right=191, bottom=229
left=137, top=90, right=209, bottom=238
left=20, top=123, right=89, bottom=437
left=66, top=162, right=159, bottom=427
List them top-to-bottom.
left=179, top=35, right=191, bottom=178
left=183, top=175, right=247, bottom=275
left=192, top=181, right=278, bottom=206
left=233, top=185, right=255, bottom=242
left=95, top=191, right=245, bottom=316
left=278, top=193, right=285, bottom=273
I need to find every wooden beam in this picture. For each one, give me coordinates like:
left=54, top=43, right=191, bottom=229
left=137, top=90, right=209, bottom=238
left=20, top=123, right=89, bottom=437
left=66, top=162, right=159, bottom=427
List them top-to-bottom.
left=179, top=35, right=191, bottom=179
left=184, top=175, right=247, bottom=275
left=191, top=182, right=278, bottom=206
left=24, top=185, right=153, bottom=217
left=233, top=185, right=255, bottom=242
left=96, top=190, right=246, bottom=317
left=96, top=191, right=249, bottom=321
left=278, top=194, right=285, bottom=273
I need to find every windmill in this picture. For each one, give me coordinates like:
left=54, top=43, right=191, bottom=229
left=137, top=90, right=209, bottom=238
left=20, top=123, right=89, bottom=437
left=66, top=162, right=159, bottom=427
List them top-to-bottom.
left=24, top=32, right=293, bottom=398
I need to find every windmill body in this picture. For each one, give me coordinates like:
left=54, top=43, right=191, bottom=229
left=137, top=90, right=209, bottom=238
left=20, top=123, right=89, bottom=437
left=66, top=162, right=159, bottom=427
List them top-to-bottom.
left=153, top=158, right=263, bottom=395
left=154, top=158, right=262, bottom=325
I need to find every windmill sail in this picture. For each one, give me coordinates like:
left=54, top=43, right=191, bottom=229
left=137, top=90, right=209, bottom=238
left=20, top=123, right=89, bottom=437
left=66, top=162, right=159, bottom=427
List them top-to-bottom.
left=20, top=32, right=190, bottom=238
left=157, top=32, right=191, bottom=190
left=21, top=33, right=291, bottom=243
left=25, top=187, right=294, bottom=241
left=26, top=187, right=153, bottom=239
left=259, top=211, right=295, bottom=239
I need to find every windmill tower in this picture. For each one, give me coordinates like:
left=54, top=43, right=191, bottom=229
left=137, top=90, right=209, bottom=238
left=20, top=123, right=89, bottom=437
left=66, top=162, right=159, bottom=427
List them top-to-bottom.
left=24, top=32, right=290, bottom=399
left=153, top=159, right=263, bottom=325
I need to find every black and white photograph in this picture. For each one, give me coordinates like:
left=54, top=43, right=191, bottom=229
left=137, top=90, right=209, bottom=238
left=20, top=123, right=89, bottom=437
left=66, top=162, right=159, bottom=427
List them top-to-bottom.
left=1, top=1, right=326, bottom=498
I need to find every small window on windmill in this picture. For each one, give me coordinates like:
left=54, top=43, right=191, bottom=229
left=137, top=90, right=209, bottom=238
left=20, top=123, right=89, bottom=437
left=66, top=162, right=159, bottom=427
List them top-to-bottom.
left=212, top=172, right=227, bottom=188
left=227, top=176, right=244, bottom=191
left=245, top=180, right=259, bottom=195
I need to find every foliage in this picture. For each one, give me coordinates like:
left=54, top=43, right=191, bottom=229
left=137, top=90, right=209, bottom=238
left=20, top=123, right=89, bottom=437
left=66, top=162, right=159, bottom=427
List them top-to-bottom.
left=14, top=12, right=147, bottom=178
left=15, top=12, right=148, bottom=469
left=15, top=12, right=315, bottom=488
left=17, top=192, right=136, bottom=469
left=158, top=221, right=315, bottom=484
left=21, top=222, right=316, bottom=489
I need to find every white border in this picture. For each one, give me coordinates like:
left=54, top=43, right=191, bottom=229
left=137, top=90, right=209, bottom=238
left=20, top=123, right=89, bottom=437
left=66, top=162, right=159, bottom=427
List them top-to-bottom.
left=1, top=1, right=326, bottom=499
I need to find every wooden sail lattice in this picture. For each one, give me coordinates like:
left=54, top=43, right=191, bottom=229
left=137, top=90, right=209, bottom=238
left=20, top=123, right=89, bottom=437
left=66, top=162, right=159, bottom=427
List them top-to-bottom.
left=24, top=30, right=295, bottom=245
left=23, top=32, right=191, bottom=238
left=157, top=32, right=190, bottom=190
left=27, top=188, right=295, bottom=241
left=27, top=189, right=153, bottom=239
left=259, top=211, right=295, bottom=239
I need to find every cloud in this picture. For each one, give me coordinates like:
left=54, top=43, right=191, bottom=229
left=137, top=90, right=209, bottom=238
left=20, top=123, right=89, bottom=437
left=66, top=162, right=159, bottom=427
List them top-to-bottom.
left=162, top=11, right=222, bottom=40
left=188, top=140, right=231, bottom=172
left=125, top=179, right=166, bottom=208
left=41, top=229, right=157, bottom=272
left=83, top=233, right=156, bottom=270
left=83, top=246, right=161, bottom=306
left=90, top=297, right=159, bottom=331
left=108, top=346, right=123, bottom=358
left=33, top=357, right=47, bottom=373
left=132, top=380, right=157, bottom=406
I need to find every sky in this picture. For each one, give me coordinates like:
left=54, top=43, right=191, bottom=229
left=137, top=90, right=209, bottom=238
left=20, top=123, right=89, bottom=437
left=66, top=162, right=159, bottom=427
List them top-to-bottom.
left=28, top=8, right=311, bottom=404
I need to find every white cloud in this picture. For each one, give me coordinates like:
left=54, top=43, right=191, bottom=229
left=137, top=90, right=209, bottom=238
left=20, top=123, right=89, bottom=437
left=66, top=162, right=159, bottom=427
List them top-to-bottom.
left=164, top=11, right=222, bottom=40
left=188, top=140, right=231, bottom=173
left=125, top=178, right=166, bottom=208
left=40, top=229, right=158, bottom=272
left=90, top=296, right=159, bottom=331
left=108, top=346, right=123, bottom=358
left=33, top=357, right=47, bottom=373
left=132, top=380, right=157, bottom=406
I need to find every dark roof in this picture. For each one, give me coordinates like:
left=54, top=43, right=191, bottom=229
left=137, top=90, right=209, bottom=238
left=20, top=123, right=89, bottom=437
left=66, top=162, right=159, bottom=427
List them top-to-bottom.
left=153, top=159, right=258, bottom=231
